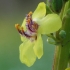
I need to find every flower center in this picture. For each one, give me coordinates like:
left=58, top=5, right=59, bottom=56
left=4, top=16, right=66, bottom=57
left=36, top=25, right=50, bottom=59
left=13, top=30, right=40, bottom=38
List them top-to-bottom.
left=15, top=11, right=39, bottom=41
left=26, top=11, right=39, bottom=32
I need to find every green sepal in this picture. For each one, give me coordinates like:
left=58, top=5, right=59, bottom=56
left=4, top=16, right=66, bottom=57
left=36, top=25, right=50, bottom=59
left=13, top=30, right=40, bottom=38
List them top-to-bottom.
left=47, top=37, right=56, bottom=45
left=47, top=37, right=60, bottom=45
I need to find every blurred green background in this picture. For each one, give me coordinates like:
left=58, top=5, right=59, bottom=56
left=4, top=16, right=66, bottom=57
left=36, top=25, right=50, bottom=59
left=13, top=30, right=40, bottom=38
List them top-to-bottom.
left=0, top=0, right=55, bottom=70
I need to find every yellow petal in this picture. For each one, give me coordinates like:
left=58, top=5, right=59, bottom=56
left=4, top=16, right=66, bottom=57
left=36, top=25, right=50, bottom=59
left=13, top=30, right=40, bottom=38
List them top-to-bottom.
left=32, top=2, right=46, bottom=20
left=38, top=14, right=62, bottom=34
left=21, top=18, right=26, bottom=30
left=21, top=19, right=27, bottom=42
left=33, top=34, right=43, bottom=59
left=20, top=35, right=28, bottom=42
left=19, top=41, right=36, bottom=67
left=65, top=68, right=70, bottom=70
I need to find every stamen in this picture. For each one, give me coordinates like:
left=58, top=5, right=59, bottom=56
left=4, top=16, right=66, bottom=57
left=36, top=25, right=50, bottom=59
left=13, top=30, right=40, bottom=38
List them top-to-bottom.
left=15, top=11, right=39, bottom=41
left=25, top=11, right=39, bottom=33
left=26, top=11, right=33, bottom=24
left=28, top=11, right=32, bottom=16
left=32, top=22, right=39, bottom=30
left=15, top=24, right=24, bottom=34
left=15, top=24, right=35, bottom=39
left=15, top=24, right=20, bottom=30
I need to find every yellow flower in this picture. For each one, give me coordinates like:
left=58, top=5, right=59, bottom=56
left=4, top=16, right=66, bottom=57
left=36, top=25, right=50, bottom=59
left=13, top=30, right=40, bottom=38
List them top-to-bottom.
left=15, top=2, right=62, bottom=67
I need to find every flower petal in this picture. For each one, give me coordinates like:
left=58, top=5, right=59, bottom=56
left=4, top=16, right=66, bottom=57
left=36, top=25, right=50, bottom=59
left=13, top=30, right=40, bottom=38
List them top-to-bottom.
left=32, top=2, right=46, bottom=20
left=37, top=14, right=62, bottom=34
left=21, top=18, right=26, bottom=30
left=21, top=19, right=27, bottom=42
left=33, top=34, right=43, bottom=59
left=20, top=35, right=28, bottom=42
left=19, top=41, right=36, bottom=67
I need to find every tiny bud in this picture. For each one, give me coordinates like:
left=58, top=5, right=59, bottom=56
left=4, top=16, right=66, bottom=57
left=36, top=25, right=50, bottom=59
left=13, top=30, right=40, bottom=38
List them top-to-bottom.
left=59, top=30, right=66, bottom=39
left=47, top=37, right=56, bottom=45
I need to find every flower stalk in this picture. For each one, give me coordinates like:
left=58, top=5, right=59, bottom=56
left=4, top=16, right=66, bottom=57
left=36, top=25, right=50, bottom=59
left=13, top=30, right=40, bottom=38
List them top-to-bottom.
left=52, top=0, right=70, bottom=70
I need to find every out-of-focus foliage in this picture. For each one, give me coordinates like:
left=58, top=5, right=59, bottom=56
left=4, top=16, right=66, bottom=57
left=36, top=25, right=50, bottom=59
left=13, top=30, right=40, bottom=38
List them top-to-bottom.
left=46, top=0, right=69, bottom=13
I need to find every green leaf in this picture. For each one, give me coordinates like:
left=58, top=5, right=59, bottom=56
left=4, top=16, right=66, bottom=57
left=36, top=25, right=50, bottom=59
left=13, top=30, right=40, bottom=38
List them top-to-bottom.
left=46, top=0, right=63, bottom=13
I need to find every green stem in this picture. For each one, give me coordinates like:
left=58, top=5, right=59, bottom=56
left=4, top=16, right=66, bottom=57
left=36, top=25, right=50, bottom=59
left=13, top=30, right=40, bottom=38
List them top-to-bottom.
left=52, top=1, right=70, bottom=70
left=52, top=23, right=70, bottom=70
left=53, top=44, right=70, bottom=70
left=52, top=45, right=61, bottom=70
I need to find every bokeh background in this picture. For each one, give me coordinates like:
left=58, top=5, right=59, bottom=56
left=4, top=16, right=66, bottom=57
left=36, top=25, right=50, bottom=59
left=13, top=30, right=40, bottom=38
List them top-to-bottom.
left=0, top=0, right=55, bottom=70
